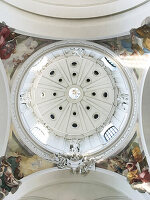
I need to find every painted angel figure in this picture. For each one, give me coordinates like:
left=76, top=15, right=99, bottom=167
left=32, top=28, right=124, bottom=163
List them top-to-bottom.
left=0, top=22, right=16, bottom=59
left=130, top=22, right=150, bottom=55
left=0, top=156, right=22, bottom=199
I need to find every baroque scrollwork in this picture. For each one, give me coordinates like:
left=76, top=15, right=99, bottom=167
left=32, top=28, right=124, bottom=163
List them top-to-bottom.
left=64, top=47, right=86, bottom=57
left=20, top=92, right=31, bottom=108
left=117, top=93, right=129, bottom=111
left=54, top=140, right=95, bottom=174
left=55, top=153, right=96, bottom=174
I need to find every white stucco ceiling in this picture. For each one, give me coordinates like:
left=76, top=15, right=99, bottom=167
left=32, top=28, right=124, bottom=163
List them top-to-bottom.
left=0, top=0, right=150, bottom=39
left=30, top=54, right=117, bottom=140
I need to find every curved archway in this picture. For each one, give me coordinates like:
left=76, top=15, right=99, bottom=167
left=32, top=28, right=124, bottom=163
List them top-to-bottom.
left=0, top=0, right=150, bottom=40
left=2, top=0, right=148, bottom=19
left=0, top=60, right=11, bottom=156
left=141, top=66, right=150, bottom=165
left=5, top=168, right=147, bottom=200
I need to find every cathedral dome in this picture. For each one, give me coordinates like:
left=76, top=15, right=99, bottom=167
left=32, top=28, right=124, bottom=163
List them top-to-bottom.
left=11, top=41, right=137, bottom=161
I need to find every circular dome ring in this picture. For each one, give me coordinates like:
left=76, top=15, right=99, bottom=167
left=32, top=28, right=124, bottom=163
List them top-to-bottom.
left=11, top=41, right=137, bottom=161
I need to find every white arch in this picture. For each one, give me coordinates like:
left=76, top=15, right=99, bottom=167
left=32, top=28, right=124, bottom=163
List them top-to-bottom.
left=0, top=0, right=150, bottom=40
left=2, top=0, right=148, bottom=19
left=0, top=60, right=11, bottom=156
left=140, top=66, right=150, bottom=166
left=5, top=168, right=147, bottom=200
left=20, top=196, right=130, bottom=200
left=20, top=197, right=52, bottom=200
left=94, top=197, right=130, bottom=200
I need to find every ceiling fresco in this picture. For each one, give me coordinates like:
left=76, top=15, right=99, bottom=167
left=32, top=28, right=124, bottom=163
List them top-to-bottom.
left=0, top=21, right=150, bottom=199
left=96, top=128, right=150, bottom=193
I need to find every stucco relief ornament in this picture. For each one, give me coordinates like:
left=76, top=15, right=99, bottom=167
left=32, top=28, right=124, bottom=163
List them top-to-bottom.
left=64, top=47, right=85, bottom=57
left=20, top=91, right=31, bottom=108
left=117, top=93, right=129, bottom=111
left=55, top=141, right=96, bottom=174
left=55, top=153, right=96, bottom=174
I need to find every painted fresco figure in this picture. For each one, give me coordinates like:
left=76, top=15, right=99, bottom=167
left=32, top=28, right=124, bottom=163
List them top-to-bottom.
left=119, top=21, right=150, bottom=56
left=0, top=22, right=16, bottom=60
left=130, top=23, right=150, bottom=55
left=96, top=139, right=150, bottom=194
left=126, top=144, right=150, bottom=194
left=0, top=156, right=22, bottom=199
left=7, top=156, right=23, bottom=180
left=107, top=157, right=127, bottom=175
left=126, top=162, right=141, bottom=184
left=131, top=168, right=150, bottom=194
left=131, top=172, right=150, bottom=193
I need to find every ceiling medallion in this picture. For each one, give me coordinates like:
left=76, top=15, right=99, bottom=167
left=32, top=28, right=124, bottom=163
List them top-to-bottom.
left=11, top=41, right=137, bottom=173
left=69, top=87, right=81, bottom=100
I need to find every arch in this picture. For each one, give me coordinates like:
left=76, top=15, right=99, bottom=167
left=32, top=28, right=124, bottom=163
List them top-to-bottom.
left=2, top=0, right=148, bottom=19
left=0, top=1, right=150, bottom=40
left=0, top=60, right=11, bottom=156
left=141, top=66, right=150, bottom=166
left=5, top=168, right=147, bottom=200
left=20, top=197, right=52, bottom=200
